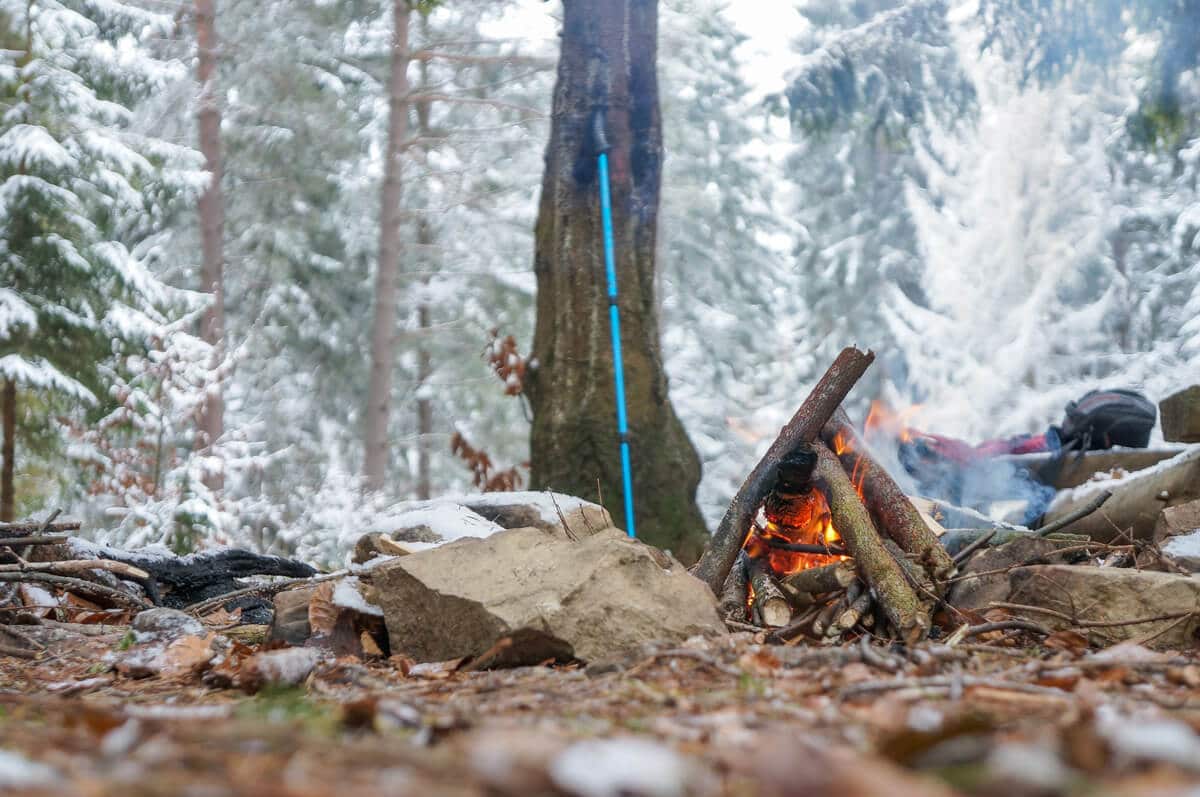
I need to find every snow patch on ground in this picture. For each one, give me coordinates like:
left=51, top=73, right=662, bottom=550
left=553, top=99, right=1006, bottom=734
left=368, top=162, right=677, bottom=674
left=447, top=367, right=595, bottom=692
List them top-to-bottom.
left=1164, top=529, right=1200, bottom=559
left=332, top=576, right=383, bottom=617
left=1096, top=705, right=1200, bottom=771
left=549, top=738, right=690, bottom=797
left=0, top=749, right=60, bottom=788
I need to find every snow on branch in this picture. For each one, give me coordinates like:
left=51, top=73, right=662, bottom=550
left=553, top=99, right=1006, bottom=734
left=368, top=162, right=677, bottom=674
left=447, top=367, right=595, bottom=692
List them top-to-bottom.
left=0, top=355, right=96, bottom=403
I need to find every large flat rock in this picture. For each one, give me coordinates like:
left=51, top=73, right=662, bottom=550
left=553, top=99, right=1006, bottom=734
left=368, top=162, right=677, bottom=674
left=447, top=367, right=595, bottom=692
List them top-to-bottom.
left=371, top=527, right=724, bottom=663
left=1003, top=565, right=1200, bottom=650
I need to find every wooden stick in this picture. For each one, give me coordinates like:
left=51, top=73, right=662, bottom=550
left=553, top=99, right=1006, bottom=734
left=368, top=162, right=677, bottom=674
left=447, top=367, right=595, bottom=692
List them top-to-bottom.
left=693, top=347, right=875, bottom=594
left=823, top=408, right=956, bottom=586
left=815, top=441, right=927, bottom=643
left=1034, top=490, right=1111, bottom=537
left=0, top=521, right=80, bottom=535
left=0, top=535, right=69, bottom=547
left=717, top=553, right=749, bottom=622
left=747, top=558, right=792, bottom=628
left=0, top=560, right=149, bottom=580
left=780, top=560, right=856, bottom=596
left=0, top=572, right=147, bottom=610
left=829, top=590, right=873, bottom=637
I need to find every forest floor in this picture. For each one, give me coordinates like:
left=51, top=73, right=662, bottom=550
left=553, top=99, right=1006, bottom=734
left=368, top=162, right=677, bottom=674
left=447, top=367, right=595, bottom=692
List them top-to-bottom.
left=3, top=624, right=1200, bottom=796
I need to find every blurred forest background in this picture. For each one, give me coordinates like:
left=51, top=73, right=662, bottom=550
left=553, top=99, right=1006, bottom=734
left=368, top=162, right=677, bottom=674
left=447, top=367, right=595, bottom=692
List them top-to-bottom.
left=0, top=0, right=1196, bottom=563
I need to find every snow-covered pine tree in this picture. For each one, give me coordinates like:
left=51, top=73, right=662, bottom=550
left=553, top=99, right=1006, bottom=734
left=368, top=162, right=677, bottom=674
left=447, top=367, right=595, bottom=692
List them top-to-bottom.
left=0, top=0, right=204, bottom=520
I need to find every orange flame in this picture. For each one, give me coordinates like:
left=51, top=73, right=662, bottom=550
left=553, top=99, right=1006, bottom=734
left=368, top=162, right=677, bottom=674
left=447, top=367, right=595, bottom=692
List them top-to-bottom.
left=864, top=400, right=923, bottom=444
left=743, top=489, right=846, bottom=576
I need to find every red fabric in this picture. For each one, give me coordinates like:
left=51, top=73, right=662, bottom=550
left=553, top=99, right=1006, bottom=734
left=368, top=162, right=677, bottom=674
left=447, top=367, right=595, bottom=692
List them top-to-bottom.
left=908, top=431, right=1052, bottom=464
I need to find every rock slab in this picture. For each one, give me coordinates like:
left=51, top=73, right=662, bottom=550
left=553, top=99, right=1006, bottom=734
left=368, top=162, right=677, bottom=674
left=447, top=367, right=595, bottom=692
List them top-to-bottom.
left=1160, top=386, right=1200, bottom=443
left=371, top=527, right=724, bottom=663
left=1005, top=565, right=1200, bottom=650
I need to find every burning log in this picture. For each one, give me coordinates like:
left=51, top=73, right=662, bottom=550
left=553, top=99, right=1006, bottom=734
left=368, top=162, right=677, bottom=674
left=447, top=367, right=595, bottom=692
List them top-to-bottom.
left=694, top=347, right=875, bottom=595
left=823, top=408, right=956, bottom=588
left=815, top=442, right=928, bottom=643
left=747, top=557, right=792, bottom=628
left=779, top=560, right=856, bottom=596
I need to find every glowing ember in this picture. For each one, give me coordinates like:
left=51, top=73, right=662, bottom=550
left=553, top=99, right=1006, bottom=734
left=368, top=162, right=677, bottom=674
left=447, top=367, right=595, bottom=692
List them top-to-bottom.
left=742, top=493, right=845, bottom=575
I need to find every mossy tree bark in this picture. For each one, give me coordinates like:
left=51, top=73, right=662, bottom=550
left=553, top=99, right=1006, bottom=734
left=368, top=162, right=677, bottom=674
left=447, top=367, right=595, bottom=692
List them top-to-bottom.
left=527, top=0, right=707, bottom=563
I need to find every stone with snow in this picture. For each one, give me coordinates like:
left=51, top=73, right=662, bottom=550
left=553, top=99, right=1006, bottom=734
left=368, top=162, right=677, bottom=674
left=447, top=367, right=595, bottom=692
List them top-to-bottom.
left=368, top=492, right=615, bottom=553
left=371, top=527, right=724, bottom=664
left=1162, top=528, right=1200, bottom=572
left=131, top=607, right=205, bottom=640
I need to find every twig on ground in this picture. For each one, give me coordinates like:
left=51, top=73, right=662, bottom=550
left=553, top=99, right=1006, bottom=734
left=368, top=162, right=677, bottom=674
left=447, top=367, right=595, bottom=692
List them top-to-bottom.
left=951, top=529, right=997, bottom=566
left=0, top=572, right=147, bottom=610
left=186, top=572, right=343, bottom=616
left=989, top=602, right=1195, bottom=630
left=960, top=620, right=1052, bottom=639
left=626, top=649, right=743, bottom=679
left=840, top=674, right=1071, bottom=700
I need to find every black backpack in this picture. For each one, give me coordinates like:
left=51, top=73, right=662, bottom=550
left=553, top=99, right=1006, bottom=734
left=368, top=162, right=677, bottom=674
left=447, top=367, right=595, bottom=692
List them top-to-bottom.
left=1054, top=389, right=1157, bottom=452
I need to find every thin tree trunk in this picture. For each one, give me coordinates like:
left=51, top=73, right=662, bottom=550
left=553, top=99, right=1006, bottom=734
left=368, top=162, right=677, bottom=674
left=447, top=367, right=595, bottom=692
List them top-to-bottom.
left=195, top=0, right=225, bottom=490
left=363, top=0, right=412, bottom=492
left=527, top=0, right=708, bottom=563
left=416, top=222, right=433, bottom=501
left=1, top=379, right=15, bottom=522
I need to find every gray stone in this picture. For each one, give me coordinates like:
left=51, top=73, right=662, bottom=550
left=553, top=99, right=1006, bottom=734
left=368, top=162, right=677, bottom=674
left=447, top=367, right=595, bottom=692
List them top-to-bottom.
left=1160, top=386, right=1200, bottom=443
left=1155, top=499, right=1200, bottom=541
left=370, top=527, right=724, bottom=663
left=1162, top=529, right=1200, bottom=573
left=948, top=537, right=1089, bottom=611
left=1004, top=565, right=1200, bottom=650
left=266, top=586, right=317, bottom=646
left=131, top=607, right=204, bottom=640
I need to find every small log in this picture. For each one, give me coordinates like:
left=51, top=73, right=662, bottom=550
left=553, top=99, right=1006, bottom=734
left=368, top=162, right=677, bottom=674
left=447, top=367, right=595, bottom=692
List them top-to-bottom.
left=694, top=347, right=875, bottom=594
left=823, top=409, right=956, bottom=587
left=815, top=442, right=928, bottom=643
left=1040, top=447, right=1200, bottom=543
left=0, top=521, right=81, bottom=536
left=718, top=553, right=750, bottom=622
left=747, top=558, right=792, bottom=628
left=780, top=560, right=856, bottom=596
left=0, top=572, right=147, bottom=610
left=829, top=590, right=873, bottom=637
left=811, top=594, right=844, bottom=637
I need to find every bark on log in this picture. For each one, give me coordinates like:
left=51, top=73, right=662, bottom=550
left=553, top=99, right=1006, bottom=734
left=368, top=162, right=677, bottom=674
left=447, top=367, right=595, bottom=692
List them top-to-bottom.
left=693, top=347, right=875, bottom=594
left=824, top=408, right=956, bottom=587
left=815, top=442, right=927, bottom=643
left=1040, top=447, right=1200, bottom=543
left=0, top=521, right=81, bottom=535
left=747, top=558, right=792, bottom=628
left=0, top=560, right=149, bottom=580
left=779, top=560, right=856, bottom=596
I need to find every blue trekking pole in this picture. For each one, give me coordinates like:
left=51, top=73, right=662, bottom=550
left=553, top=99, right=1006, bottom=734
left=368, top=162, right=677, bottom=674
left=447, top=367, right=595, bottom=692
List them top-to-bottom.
left=592, top=67, right=636, bottom=540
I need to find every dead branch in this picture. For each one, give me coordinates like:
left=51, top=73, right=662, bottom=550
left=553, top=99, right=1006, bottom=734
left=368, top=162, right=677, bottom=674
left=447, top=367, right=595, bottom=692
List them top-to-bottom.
left=693, top=347, right=875, bottom=594
left=823, top=408, right=956, bottom=585
left=816, top=442, right=927, bottom=643
left=1035, top=490, right=1112, bottom=537
left=0, top=521, right=79, bottom=535
left=0, top=535, right=69, bottom=547
left=0, top=560, right=149, bottom=580
left=0, top=572, right=147, bottom=610
left=186, top=572, right=343, bottom=616
left=989, top=602, right=1196, bottom=630
left=959, top=619, right=1051, bottom=639
left=840, top=675, right=1071, bottom=700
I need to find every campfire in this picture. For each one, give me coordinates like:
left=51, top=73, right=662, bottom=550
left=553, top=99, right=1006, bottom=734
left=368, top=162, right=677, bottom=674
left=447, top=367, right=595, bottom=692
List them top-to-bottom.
left=697, top=347, right=958, bottom=645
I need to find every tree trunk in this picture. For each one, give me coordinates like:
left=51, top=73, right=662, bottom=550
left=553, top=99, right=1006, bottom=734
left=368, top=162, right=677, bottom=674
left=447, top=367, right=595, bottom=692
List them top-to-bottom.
left=195, top=0, right=225, bottom=491
left=363, top=0, right=411, bottom=493
left=527, top=0, right=707, bottom=563
left=416, top=222, right=433, bottom=501
left=1, top=379, right=14, bottom=522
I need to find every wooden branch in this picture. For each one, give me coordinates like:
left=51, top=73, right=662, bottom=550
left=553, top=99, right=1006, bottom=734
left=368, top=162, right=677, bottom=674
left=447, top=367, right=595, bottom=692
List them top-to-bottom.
left=694, top=347, right=875, bottom=594
left=823, top=408, right=956, bottom=586
left=815, top=441, right=928, bottom=643
left=1034, top=490, right=1111, bottom=537
left=0, top=521, right=80, bottom=535
left=0, top=535, right=68, bottom=547
left=762, top=539, right=848, bottom=556
left=717, top=554, right=749, bottom=622
left=747, top=558, right=792, bottom=628
left=0, top=560, right=149, bottom=580
left=779, top=560, right=856, bottom=595
left=0, top=572, right=147, bottom=610
left=185, top=572, right=343, bottom=616
left=829, top=590, right=873, bottom=637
